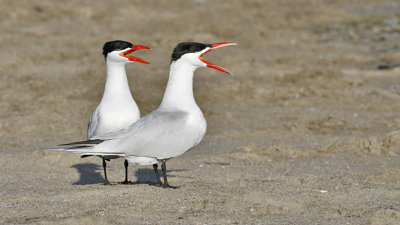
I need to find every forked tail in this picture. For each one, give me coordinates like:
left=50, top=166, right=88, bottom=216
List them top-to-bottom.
left=42, top=139, right=126, bottom=157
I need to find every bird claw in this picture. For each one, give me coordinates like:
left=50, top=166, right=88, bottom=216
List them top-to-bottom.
left=103, top=180, right=111, bottom=185
left=120, top=180, right=131, bottom=185
left=163, top=184, right=178, bottom=189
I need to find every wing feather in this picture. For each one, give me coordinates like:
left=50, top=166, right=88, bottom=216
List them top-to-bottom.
left=87, top=107, right=100, bottom=139
left=94, top=109, right=200, bottom=159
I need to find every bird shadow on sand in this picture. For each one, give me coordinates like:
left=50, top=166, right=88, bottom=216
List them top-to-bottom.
left=70, top=163, right=187, bottom=186
left=71, top=163, right=104, bottom=185
left=131, top=168, right=186, bottom=187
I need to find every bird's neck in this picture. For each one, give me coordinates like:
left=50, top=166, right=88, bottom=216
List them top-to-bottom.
left=102, top=60, right=134, bottom=102
left=160, top=61, right=198, bottom=111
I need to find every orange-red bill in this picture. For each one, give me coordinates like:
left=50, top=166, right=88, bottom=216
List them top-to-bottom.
left=198, top=42, right=236, bottom=75
left=119, top=45, right=151, bottom=64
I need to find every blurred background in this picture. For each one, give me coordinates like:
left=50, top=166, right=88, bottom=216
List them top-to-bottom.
left=1, top=0, right=400, bottom=224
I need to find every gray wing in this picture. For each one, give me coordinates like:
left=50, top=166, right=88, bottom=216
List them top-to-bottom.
left=87, top=107, right=100, bottom=139
left=90, top=108, right=162, bottom=141
left=92, top=109, right=188, bottom=140
left=93, top=109, right=197, bottom=158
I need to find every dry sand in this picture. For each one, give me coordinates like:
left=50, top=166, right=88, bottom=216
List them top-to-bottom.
left=1, top=0, right=400, bottom=224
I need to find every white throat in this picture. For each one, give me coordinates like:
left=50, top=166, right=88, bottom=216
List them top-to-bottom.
left=101, top=59, right=135, bottom=103
left=160, top=60, right=198, bottom=111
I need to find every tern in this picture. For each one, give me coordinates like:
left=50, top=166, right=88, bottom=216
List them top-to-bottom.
left=84, top=40, right=150, bottom=185
left=46, top=42, right=235, bottom=188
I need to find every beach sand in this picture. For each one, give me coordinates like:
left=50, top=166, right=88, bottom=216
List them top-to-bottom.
left=1, top=0, right=400, bottom=224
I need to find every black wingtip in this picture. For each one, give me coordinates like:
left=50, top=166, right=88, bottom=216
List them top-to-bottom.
left=58, top=139, right=104, bottom=146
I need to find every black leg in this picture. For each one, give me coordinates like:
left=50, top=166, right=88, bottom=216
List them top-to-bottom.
left=102, top=157, right=110, bottom=185
left=122, top=159, right=129, bottom=184
left=161, top=160, right=177, bottom=188
left=153, top=164, right=162, bottom=186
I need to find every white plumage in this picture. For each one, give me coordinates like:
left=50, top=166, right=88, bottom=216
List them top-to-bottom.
left=84, top=40, right=150, bottom=184
left=45, top=42, right=235, bottom=188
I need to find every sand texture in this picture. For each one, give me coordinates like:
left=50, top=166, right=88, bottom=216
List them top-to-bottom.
left=1, top=0, right=400, bottom=224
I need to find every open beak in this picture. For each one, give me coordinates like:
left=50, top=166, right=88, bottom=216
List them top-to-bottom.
left=199, top=42, right=237, bottom=75
left=119, top=45, right=151, bottom=64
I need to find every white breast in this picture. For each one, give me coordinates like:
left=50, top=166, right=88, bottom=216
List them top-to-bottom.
left=95, top=102, right=139, bottom=136
left=186, top=109, right=207, bottom=148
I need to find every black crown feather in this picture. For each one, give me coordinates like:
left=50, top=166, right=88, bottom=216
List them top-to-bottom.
left=102, top=40, right=133, bottom=58
left=171, top=42, right=211, bottom=63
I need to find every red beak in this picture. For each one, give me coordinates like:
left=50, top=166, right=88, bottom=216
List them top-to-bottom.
left=199, top=42, right=236, bottom=75
left=119, top=45, right=151, bottom=64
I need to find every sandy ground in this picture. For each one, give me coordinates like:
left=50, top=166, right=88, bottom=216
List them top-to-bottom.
left=1, top=0, right=400, bottom=224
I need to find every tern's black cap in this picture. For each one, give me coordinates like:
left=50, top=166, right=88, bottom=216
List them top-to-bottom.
left=102, top=40, right=133, bottom=58
left=171, top=42, right=211, bottom=63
